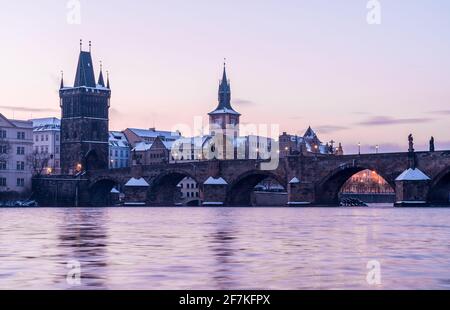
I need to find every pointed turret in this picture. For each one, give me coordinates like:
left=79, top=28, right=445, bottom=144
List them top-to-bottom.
left=74, top=42, right=96, bottom=88
left=98, top=61, right=105, bottom=87
left=209, top=61, right=240, bottom=116
left=218, top=64, right=231, bottom=109
left=60, top=71, right=64, bottom=89
left=106, top=71, right=110, bottom=89
left=304, top=126, right=319, bottom=140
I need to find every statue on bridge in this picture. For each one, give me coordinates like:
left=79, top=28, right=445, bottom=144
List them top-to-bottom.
left=408, top=134, right=414, bottom=153
left=430, top=136, right=435, bottom=152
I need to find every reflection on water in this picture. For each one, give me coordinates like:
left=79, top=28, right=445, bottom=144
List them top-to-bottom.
left=1, top=207, right=450, bottom=289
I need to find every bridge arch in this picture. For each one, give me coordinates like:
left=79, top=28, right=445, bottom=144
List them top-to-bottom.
left=316, top=163, right=395, bottom=205
left=428, top=166, right=450, bottom=205
left=148, top=169, right=200, bottom=206
left=226, top=170, right=287, bottom=206
left=89, top=177, right=120, bottom=206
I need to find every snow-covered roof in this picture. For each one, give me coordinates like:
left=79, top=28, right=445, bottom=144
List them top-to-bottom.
left=208, top=107, right=241, bottom=115
left=32, top=118, right=60, bottom=130
left=11, top=120, right=33, bottom=129
left=128, top=128, right=181, bottom=141
left=109, top=131, right=130, bottom=148
left=172, top=136, right=212, bottom=148
left=132, top=141, right=153, bottom=152
left=162, top=141, right=174, bottom=150
left=395, top=168, right=431, bottom=181
left=125, top=177, right=149, bottom=187
left=204, top=177, right=228, bottom=185
left=289, top=177, right=300, bottom=184
left=110, top=188, right=120, bottom=194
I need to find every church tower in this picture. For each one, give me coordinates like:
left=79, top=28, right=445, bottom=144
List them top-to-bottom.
left=59, top=41, right=111, bottom=174
left=208, top=63, right=241, bottom=159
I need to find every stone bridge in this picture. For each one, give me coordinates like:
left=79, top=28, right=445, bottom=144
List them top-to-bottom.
left=33, top=150, right=450, bottom=206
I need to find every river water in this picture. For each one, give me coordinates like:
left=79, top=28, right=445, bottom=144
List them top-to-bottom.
left=1, top=206, right=450, bottom=290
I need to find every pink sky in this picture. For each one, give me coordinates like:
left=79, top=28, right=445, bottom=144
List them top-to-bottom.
left=0, top=1, right=449, bottom=153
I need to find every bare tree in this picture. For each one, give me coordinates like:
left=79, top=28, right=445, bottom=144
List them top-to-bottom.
left=0, top=136, right=11, bottom=163
left=27, top=150, right=50, bottom=177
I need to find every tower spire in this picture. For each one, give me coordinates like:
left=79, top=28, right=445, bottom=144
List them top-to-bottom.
left=80, top=39, right=82, bottom=51
left=89, top=41, right=92, bottom=52
left=222, top=58, right=227, bottom=84
left=217, top=60, right=231, bottom=110
left=98, top=61, right=105, bottom=87
left=59, top=70, right=64, bottom=89
left=60, top=70, right=64, bottom=89
left=106, top=70, right=110, bottom=89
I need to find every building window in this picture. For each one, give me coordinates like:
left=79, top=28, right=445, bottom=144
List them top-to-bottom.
left=0, top=130, right=6, bottom=139
left=17, top=132, right=25, bottom=140
left=56, top=134, right=60, bottom=142
left=35, top=135, right=38, bottom=142
left=41, top=135, right=44, bottom=141
left=45, top=135, right=49, bottom=141
left=0, top=145, right=8, bottom=154
left=17, top=146, right=25, bottom=155
left=55, top=146, right=60, bottom=154
left=0, top=161, right=6, bottom=170
left=16, top=161, right=25, bottom=171
left=0, top=177, right=6, bottom=187
left=16, top=178, right=25, bottom=187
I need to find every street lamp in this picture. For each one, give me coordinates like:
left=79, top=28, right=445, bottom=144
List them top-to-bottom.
left=358, top=142, right=361, bottom=155
left=76, top=163, right=82, bottom=172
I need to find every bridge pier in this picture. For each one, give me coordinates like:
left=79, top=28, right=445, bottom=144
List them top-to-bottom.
left=394, top=168, right=431, bottom=207
left=202, top=177, right=228, bottom=206
left=287, top=177, right=314, bottom=206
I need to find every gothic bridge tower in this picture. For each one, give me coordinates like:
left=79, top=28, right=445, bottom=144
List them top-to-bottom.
left=59, top=41, right=111, bottom=174
left=208, top=62, right=241, bottom=159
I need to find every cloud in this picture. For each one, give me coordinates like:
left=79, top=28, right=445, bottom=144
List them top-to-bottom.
left=232, top=98, right=255, bottom=106
left=0, top=105, right=58, bottom=113
left=429, top=110, right=450, bottom=115
left=357, top=116, right=433, bottom=126
left=315, top=125, right=349, bottom=134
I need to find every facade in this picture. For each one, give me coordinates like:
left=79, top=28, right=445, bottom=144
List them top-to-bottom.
left=59, top=45, right=111, bottom=174
left=208, top=64, right=241, bottom=159
left=0, top=114, right=33, bottom=197
left=32, top=118, right=61, bottom=175
left=279, top=127, right=341, bottom=158
left=109, top=131, right=130, bottom=169
left=170, top=136, right=213, bottom=162
left=132, top=137, right=171, bottom=165
left=179, top=177, right=200, bottom=203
